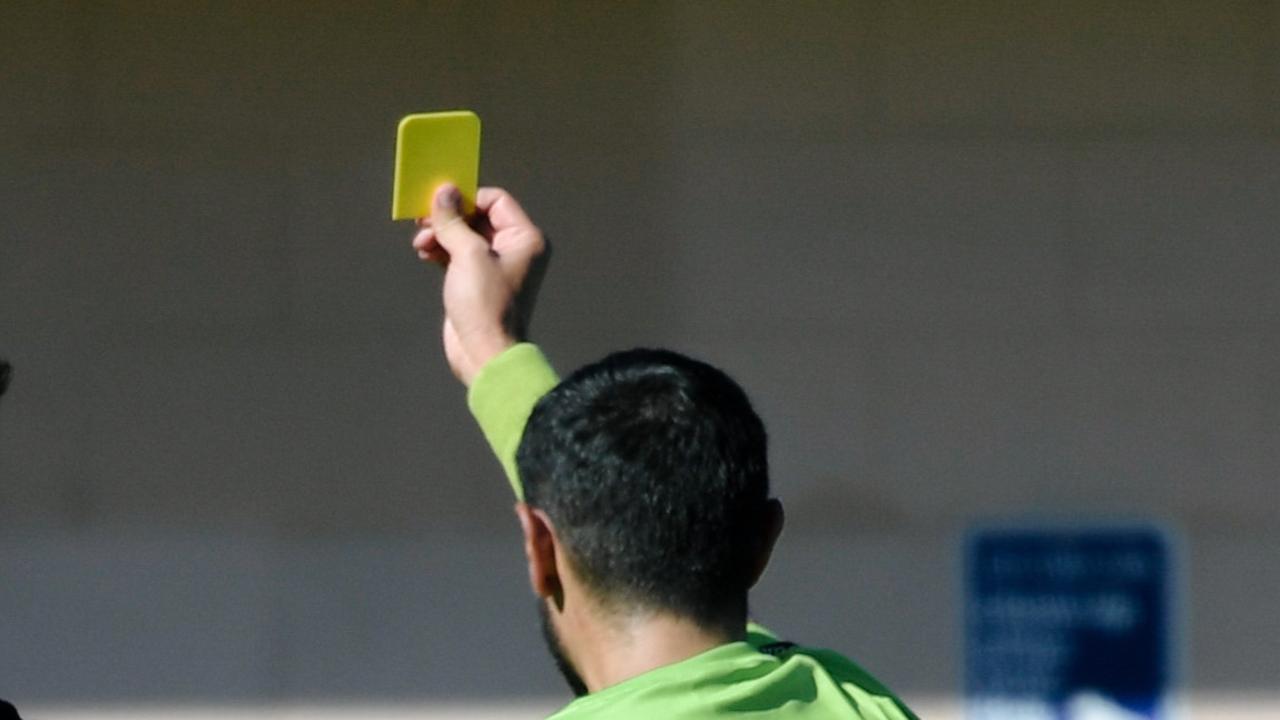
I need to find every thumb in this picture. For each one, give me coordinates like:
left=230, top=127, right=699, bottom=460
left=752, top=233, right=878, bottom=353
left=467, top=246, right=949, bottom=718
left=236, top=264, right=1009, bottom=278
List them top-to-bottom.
left=430, top=184, right=484, bottom=257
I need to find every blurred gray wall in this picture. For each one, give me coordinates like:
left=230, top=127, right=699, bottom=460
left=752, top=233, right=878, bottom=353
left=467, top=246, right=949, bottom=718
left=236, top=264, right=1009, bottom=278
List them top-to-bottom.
left=2, top=0, right=1277, bottom=709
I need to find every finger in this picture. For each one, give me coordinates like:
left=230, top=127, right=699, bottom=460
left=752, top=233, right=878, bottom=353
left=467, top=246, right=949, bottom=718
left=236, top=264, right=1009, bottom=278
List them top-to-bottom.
left=431, top=184, right=488, bottom=257
left=474, top=187, right=506, bottom=212
left=476, top=187, right=534, bottom=231
left=418, top=212, right=487, bottom=234
left=411, top=226, right=436, bottom=251
left=412, top=226, right=451, bottom=266
left=417, top=247, right=449, bottom=265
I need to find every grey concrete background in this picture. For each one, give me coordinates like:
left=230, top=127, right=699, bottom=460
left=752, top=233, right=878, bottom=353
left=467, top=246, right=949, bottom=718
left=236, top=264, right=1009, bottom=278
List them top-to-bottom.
left=1, top=0, right=1277, bottom=711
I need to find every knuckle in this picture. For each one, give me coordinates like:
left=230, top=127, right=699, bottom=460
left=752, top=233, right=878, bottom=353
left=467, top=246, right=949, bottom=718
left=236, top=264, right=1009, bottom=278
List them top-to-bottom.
left=435, top=216, right=468, bottom=237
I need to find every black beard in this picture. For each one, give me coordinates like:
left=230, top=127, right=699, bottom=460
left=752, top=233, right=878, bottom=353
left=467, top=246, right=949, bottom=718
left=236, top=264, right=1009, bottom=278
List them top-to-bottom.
left=539, top=602, right=589, bottom=698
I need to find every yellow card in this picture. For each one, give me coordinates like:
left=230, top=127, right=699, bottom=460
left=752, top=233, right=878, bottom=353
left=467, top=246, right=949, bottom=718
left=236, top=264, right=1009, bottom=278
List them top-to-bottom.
left=391, top=110, right=481, bottom=220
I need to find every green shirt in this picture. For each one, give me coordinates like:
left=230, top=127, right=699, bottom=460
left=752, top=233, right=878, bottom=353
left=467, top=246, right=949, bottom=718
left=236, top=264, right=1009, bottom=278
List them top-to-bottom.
left=466, top=343, right=918, bottom=719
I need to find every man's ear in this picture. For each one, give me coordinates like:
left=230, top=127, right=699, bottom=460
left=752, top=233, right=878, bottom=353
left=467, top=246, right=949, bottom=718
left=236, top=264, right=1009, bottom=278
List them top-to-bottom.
left=748, top=499, right=785, bottom=588
left=515, top=502, right=562, bottom=602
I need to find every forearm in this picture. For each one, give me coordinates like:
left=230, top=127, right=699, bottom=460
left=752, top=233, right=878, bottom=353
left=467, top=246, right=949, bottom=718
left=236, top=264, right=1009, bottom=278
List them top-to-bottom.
left=466, top=343, right=560, bottom=499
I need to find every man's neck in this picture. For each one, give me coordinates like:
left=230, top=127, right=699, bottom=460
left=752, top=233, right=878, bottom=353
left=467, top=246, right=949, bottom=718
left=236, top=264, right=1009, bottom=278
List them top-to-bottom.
left=569, top=610, right=743, bottom=693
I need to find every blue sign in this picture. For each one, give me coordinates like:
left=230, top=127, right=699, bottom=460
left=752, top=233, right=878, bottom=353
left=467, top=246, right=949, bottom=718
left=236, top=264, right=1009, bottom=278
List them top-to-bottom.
left=965, top=526, right=1175, bottom=720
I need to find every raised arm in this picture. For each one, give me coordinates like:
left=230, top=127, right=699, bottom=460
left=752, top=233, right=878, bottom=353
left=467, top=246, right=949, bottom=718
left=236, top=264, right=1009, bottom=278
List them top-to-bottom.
left=413, top=184, right=548, bottom=384
left=414, top=184, right=557, bottom=497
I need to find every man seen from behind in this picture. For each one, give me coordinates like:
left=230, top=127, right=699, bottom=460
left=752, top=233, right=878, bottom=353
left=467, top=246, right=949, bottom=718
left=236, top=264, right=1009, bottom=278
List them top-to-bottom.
left=412, top=183, right=917, bottom=719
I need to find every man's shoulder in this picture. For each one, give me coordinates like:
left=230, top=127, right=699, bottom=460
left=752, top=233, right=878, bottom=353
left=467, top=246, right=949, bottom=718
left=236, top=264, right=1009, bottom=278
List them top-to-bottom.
left=747, top=622, right=913, bottom=710
left=750, top=632, right=919, bottom=720
left=550, top=634, right=918, bottom=720
left=778, top=644, right=919, bottom=719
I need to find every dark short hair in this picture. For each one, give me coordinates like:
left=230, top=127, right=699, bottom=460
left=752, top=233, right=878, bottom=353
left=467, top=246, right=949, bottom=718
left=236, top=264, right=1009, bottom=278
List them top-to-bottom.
left=516, top=349, right=770, bottom=628
left=0, top=360, right=10, bottom=398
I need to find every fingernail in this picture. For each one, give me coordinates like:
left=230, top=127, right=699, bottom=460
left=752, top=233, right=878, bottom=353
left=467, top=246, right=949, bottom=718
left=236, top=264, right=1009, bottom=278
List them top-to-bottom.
left=437, top=185, right=461, bottom=209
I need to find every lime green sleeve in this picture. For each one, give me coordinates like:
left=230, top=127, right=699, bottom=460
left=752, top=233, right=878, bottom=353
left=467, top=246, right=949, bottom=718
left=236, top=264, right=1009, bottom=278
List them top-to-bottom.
left=465, top=343, right=560, bottom=500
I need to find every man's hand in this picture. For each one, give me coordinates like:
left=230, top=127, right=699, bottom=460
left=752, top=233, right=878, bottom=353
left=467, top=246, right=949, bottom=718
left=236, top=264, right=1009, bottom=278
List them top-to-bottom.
left=413, top=184, right=547, bottom=385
